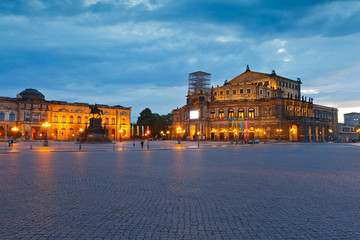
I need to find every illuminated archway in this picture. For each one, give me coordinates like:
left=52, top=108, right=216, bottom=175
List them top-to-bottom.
left=289, top=125, right=298, bottom=141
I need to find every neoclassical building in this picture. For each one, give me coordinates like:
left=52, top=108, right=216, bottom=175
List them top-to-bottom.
left=171, top=67, right=338, bottom=142
left=0, top=89, right=131, bottom=140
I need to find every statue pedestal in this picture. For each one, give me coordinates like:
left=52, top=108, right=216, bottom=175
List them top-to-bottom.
left=83, top=117, right=112, bottom=143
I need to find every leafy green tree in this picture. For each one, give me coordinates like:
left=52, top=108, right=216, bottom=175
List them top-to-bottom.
left=136, top=108, right=172, bottom=138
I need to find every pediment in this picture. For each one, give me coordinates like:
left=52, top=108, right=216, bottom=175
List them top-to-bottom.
left=228, top=71, right=270, bottom=85
left=58, top=108, right=70, bottom=112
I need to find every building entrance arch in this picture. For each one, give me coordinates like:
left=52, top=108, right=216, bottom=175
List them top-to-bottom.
left=190, top=125, right=196, bottom=140
left=289, top=125, right=298, bottom=141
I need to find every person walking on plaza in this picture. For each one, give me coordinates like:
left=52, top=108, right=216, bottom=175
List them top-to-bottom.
left=8, top=139, right=11, bottom=147
left=140, top=141, right=144, bottom=148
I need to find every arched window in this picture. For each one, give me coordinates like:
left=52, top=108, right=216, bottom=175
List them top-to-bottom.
left=249, top=108, right=255, bottom=119
left=219, top=109, right=224, bottom=120
left=228, top=109, right=234, bottom=119
left=238, top=109, right=244, bottom=119
left=210, top=110, right=215, bottom=119
left=0, top=112, right=4, bottom=121
left=9, top=112, right=15, bottom=121
left=33, top=113, right=40, bottom=121
left=41, top=113, right=46, bottom=121
left=53, top=115, right=58, bottom=123
left=62, top=116, right=66, bottom=123
left=69, top=116, right=74, bottom=123
left=77, top=116, right=81, bottom=124
left=84, top=117, right=89, bottom=123
left=105, top=118, right=109, bottom=124
left=111, top=118, right=115, bottom=125
left=111, top=129, right=115, bottom=136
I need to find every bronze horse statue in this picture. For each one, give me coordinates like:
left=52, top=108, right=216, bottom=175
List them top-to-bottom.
left=89, top=104, right=103, bottom=118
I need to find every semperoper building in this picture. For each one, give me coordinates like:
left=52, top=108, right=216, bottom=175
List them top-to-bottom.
left=171, top=66, right=338, bottom=142
left=0, top=89, right=131, bottom=140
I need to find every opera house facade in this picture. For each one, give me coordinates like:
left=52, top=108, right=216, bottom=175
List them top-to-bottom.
left=171, top=66, right=338, bottom=142
left=0, top=89, right=131, bottom=141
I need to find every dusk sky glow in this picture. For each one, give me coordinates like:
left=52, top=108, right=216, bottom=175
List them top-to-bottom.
left=1, top=0, right=360, bottom=122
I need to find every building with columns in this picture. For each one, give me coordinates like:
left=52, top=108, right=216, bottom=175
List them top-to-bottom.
left=171, top=67, right=338, bottom=142
left=0, top=89, right=131, bottom=141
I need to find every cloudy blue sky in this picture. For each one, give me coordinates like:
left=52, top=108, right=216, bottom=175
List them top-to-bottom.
left=1, top=0, right=360, bottom=122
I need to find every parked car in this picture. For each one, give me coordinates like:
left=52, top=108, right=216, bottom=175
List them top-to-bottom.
left=249, top=139, right=260, bottom=144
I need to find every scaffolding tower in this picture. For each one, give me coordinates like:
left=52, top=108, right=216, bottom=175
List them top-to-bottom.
left=188, top=71, right=211, bottom=95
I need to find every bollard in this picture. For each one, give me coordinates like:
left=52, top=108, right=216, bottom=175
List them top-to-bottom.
left=79, top=143, right=82, bottom=151
left=30, top=144, right=32, bottom=149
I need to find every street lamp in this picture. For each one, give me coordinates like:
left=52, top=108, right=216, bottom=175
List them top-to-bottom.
left=42, top=122, right=51, bottom=146
left=176, top=126, right=182, bottom=144
left=276, top=128, right=282, bottom=141
left=119, top=129, right=124, bottom=142
left=234, top=129, right=238, bottom=145
left=146, top=130, right=150, bottom=149
left=197, top=131, right=200, bottom=148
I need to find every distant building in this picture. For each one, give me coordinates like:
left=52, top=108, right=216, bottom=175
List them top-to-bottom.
left=171, top=66, right=338, bottom=142
left=0, top=89, right=131, bottom=140
left=344, top=112, right=360, bottom=127
left=338, top=124, right=358, bottom=142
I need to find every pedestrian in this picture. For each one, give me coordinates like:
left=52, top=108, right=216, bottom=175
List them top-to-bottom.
left=8, top=138, right=11, bottom=147
left=140, top=141, right=144, bottom=148
left=133, top=142, right=135, bottom=147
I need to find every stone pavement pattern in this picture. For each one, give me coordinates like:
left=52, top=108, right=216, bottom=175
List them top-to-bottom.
left=0, top=143, right=360, bottom=239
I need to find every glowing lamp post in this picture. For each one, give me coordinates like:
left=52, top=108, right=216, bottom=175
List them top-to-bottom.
left=42, top=122, right=51, bottom=146
left=10, top=126, right=19, bottom=142
left=176, top=126, right=182, bottom=144
left=276, top=128, right=282, bottom=141
left=119, top=129, right=124, bottom=142
left=146, top=130, right=150, bottom=149
left=197, top=131, right=200, bottom=148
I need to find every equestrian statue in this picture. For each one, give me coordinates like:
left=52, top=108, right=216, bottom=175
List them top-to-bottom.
left=89, top=104, right=103, bottom=118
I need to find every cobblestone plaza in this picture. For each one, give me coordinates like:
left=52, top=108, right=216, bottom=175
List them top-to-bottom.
left=1, top=142, right=360, bottom=239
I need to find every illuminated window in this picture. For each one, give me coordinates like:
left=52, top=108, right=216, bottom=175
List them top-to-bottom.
left=249, top=108, right=255, bottom=119
left=219, top=109, right=224, bottom=119
left=228, top=109, right=234, bottom=119
left=238, top=109, right=244, bottom=119
left=210, top=110, right=215, bottom=119
left=0, top=112, right=4, bottom=121
left=9, top=112, right=15, bottom=121
left=33, top=113, right=40, bottom=122
left=41, top=113, right=46, bottom=121
left=53, top=115, right=58, bottom=123
left=62, top=116, right=66, bottom=123
left=69, top=116, right=74, bottom=123
left=77, top=116, right=81, bottom=124
left=85, top=117, right=88, bottom=123
left=105, top=118, right=109, bottom=124
left=112, top=118, right=115, bottom=125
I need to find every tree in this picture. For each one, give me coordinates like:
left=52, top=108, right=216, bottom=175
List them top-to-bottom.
left=136, top=108, right=172, bottom=138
